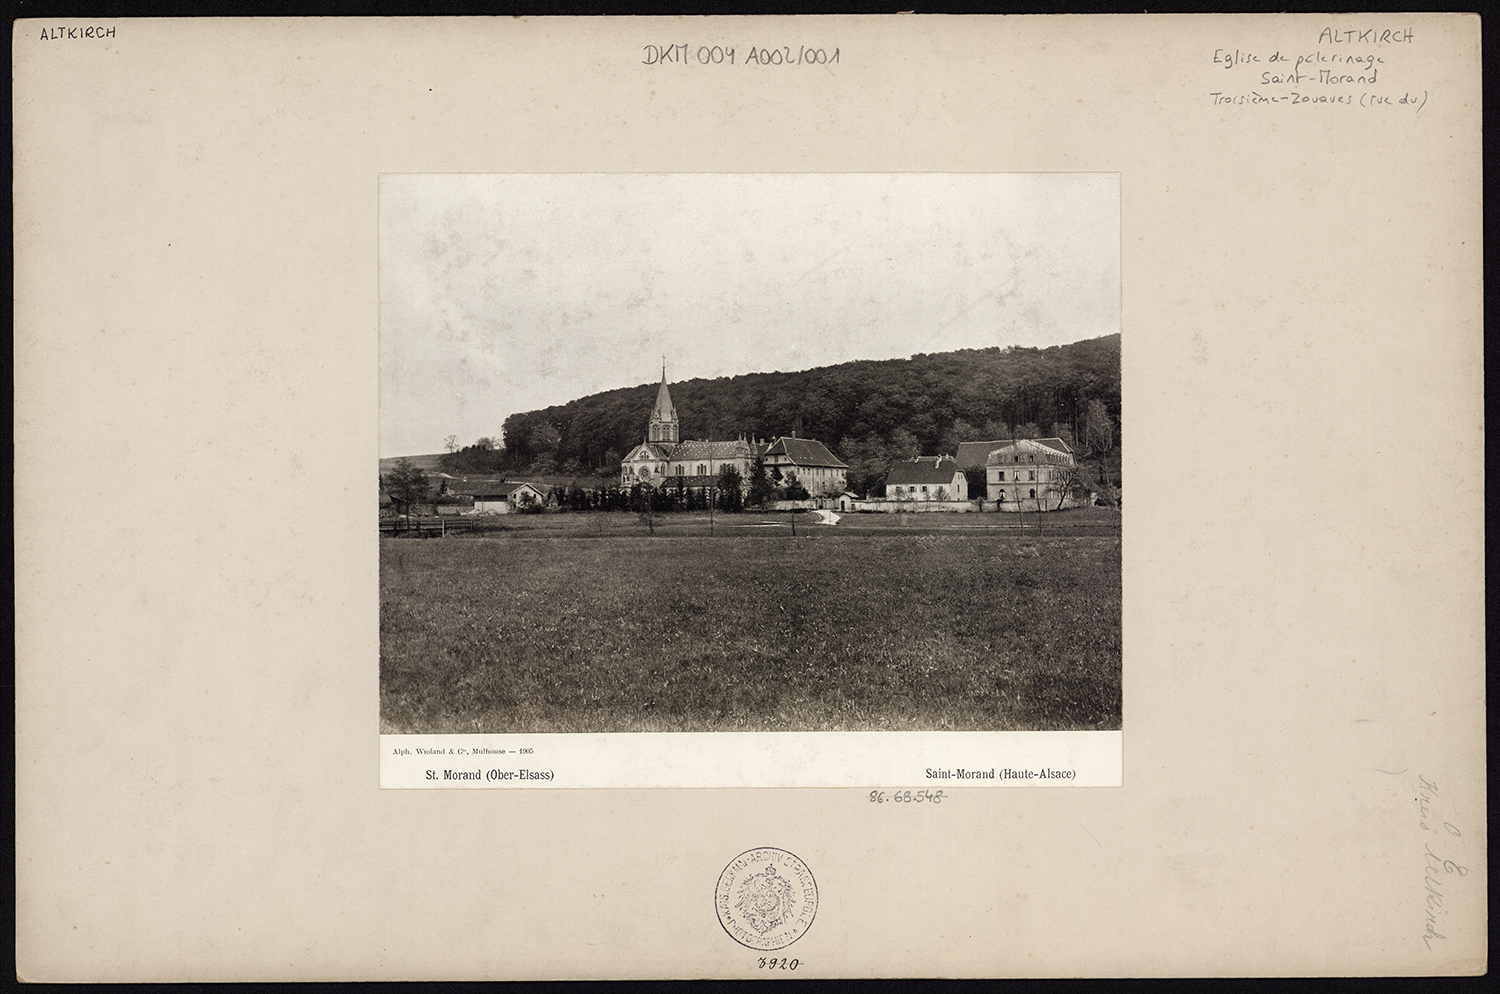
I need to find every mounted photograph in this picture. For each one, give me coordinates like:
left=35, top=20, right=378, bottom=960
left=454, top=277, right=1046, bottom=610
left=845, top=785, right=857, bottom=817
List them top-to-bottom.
left=380, top=173, right=1121, bottom=750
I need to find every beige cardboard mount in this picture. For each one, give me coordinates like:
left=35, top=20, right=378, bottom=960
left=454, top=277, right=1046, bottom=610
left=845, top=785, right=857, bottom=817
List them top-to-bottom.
left=14, top=15, right=1484, bottom=979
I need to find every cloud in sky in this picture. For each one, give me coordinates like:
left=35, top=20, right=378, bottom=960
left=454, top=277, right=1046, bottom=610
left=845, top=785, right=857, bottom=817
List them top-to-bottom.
left=380, top=173, right=1118, bottom=456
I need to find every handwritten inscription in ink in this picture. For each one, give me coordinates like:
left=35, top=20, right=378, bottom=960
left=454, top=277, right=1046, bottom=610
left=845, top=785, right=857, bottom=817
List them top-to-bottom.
left=1206, top=26, right=1427, bottom=112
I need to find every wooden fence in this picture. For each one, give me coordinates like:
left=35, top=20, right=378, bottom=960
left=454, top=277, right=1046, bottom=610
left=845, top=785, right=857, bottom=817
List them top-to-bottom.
left=379, top=516, right=479, bottom=538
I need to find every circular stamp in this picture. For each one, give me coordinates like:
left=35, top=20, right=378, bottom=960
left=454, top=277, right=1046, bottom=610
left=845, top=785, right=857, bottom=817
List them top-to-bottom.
left=715, top=847, right=818, bottom=951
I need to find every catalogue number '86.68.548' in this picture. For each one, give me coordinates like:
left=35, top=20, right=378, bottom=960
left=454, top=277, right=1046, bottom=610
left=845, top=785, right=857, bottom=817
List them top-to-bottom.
left=870, top=789, right=946, bottom=804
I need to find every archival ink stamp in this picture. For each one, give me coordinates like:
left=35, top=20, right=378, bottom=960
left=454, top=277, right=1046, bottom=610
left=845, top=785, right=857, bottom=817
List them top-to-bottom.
left=715, top=848, right=818, bottom=950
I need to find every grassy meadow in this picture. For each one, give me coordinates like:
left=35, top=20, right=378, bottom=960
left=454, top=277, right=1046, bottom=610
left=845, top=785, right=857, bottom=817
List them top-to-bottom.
left=380, top=511, right=1121, bottom=733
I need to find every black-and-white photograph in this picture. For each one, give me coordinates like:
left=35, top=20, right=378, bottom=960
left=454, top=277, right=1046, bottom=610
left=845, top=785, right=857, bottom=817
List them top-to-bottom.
left=380, top=173, right=1120, bottom=735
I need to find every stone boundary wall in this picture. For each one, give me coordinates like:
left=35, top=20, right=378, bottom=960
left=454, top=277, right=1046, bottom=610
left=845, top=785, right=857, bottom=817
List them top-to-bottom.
left=989, top=494, right=1090, bottom=513
left=849, top=499, right=980, bottom=513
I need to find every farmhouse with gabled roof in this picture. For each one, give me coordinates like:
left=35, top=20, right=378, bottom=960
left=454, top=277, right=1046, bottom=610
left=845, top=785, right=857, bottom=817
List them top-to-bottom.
left=761, top=436, right=849, bottom=495
left=884, top=456, right=968, bottom=501
left=449, top=479, right=548, bottom=514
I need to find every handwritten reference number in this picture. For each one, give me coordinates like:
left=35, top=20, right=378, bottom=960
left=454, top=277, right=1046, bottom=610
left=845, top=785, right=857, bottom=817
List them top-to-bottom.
left=643, top=44, right=839, bottom=67
left=870, top=789, right=945, bottom=804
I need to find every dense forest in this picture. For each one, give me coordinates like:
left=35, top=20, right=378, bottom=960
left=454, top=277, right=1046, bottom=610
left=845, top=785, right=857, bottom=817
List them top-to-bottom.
left=440, top=333, right=1121, bottom=494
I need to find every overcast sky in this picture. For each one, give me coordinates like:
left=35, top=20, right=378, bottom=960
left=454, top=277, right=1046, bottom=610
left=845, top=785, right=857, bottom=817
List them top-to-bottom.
left=380, top=173, right=1118, bottom=457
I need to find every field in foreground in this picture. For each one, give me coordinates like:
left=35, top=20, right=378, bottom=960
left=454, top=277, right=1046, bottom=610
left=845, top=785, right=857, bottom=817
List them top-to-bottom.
left=380, top=530, right=1121, bottom=733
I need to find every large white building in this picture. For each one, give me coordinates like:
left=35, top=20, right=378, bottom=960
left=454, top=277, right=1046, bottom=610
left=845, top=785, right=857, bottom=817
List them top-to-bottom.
left=983, top=437, right=1083, bottom=511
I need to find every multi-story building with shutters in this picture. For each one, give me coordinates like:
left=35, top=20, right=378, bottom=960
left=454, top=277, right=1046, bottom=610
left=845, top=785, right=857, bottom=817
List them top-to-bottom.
left=983, top=437, right=1082, bottom=511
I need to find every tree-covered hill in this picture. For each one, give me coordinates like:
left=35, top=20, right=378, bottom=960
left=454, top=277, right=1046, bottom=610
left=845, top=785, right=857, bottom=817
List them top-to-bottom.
left=447, top=333, right=1120, bottom=488
left=378, top=453, right=446, bottom=474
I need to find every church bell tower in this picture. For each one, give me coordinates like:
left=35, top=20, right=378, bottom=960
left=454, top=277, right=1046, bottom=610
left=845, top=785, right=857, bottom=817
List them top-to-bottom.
left=647, top=360, right=679, bottom=446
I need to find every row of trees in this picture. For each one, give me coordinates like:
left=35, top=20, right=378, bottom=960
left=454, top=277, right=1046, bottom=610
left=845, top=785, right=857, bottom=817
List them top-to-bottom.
left=382, top=456, right=818, bottom=519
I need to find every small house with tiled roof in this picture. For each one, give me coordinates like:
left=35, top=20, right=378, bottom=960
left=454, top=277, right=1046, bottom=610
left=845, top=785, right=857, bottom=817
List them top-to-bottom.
left=884, top=456, right=968, bottom=501
left=450, top=479, right=547, bottom=514
left=833, top=490, right=861, bottom=512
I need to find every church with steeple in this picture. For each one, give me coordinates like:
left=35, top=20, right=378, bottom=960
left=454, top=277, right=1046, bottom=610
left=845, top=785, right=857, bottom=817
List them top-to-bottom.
left=619, top=364, right=849, bottom=496
left=620, top=364, right=758, bottom=491
left=645, top=364, right=680, bottom=446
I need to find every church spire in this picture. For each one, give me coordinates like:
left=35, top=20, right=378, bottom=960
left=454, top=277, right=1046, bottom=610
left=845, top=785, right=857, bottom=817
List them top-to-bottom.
left=648, top=361, right=679, bottom=445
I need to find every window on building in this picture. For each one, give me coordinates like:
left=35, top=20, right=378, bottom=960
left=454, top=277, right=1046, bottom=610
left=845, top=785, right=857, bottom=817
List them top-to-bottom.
left=698, top=464, right=707, bottom=476
left=676, top=465, right=685, bottom=475
left=998, top=471, right=1005, bottom=481
left=1029, top=471, right=1036, bottom=481
left=921, top=486, right=928, bottom=494
left=1029, top=489, right=1036, bottom=499
left=998, top=490, right=1005, bottom=501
